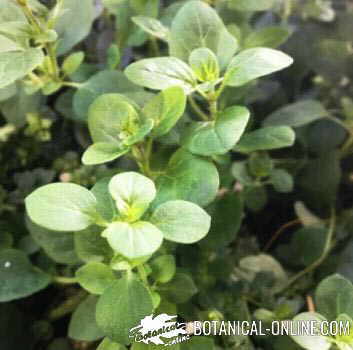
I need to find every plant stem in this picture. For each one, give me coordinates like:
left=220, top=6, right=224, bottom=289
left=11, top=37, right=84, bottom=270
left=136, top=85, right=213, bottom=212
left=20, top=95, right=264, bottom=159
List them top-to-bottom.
left=149, top=37, right=160, bottom=56
left=188, top=95, right=209, bottom=121
left=209, top=98, right=218, bottom=119
left=277, top=208, right=336, bottom=294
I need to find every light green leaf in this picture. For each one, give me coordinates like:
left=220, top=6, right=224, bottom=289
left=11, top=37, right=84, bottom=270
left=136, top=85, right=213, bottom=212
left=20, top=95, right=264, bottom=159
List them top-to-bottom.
left=0, top=0, right=27, bottom=23
left=55, top=0, right=95, bottom=55
left=228, top=0, right=275, bottom=11
left=169, top=1, right=238, bottom=69
left=132, top=16, right=170, bottom=41
left=244, top=26, right=290, bottom=49
left=0, top=34, right=23, bottom=53
left=107, top=44, right=121, bottom=70
left=0, top=48, right=44, bottom=88
left=189, top=48, right=220, bottom=82
left=224, top=48, right=293, bottom=87
left=62, top=51, right=85, bottom=75
left=125, top=57, right=197, bottom=94
left=73, top=71, right=141, bottom=121
left=0, top=83, right=16, bottom=102
left=142, top=86, right=186, bottom=137
left=263, top=100, right=328, bottom=127
left=184, top=106, right=250, bottom=156
left=235, top=126, right=295, bottom=152
left=82, top=143, right=130, bottom=165
left=154, top=150, right=219, bottom=208
left=270, top=169, right=294, bottom=193
left=109, top=172, right=156, bottom=221
left=25, top=183, right=97, bottom=232
left=151, top=200, right=211, bottom=243
left=102, top=221, right=163, bottom=259
left=0, top=249, right=51, bottom=302
left=150, top=255, right=176, bottom=283
left=76, top=262, right=116, bottom=295
left=315, top=274, right=353, bottom=321
left=96, top=275, right=153, bottom=344
left=69, top=295, right=104, bottom=341
left=290, top=312, right=331, bottom=350
left=180, top=336, right=214, bottom=350
left=98, top=338, right=127, bottom=350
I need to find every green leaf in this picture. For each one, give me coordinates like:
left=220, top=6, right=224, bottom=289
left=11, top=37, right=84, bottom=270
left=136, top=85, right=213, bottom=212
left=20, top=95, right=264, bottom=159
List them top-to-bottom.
left=55, top=0, right=95, bottom=55
left=228, top=0, right=275, bottom=11
left=0, top=1, right=27, bottom=23
left=169, top=1, right=238, bottom=69
left=132, top=16, right=170, bottom=41
left=244, top=26, right=291, bottom=49
left=0, top=34, right=23, bottom=53
left=107, top=44, right=121, bottom=70
left=0, top=48, right=44, bottom=88
left=189, top=48, right=220, bottom=82
left=224, top=48, right=293, bottom=87
left=62, top=51, right=85, bottom=75
left=125, top=57, right=197, bottom=94
left=73, top=71, right=141, bottom=121
left=142, top=86, right=186, bottom=137
left=263, top=100, right=328, bottom=127
left=184, top=106, right=250, bottom=156
left=235, top=126, right=295, bottom=153
left=82, top=143, right=130, bottom=165
left=154, top=150, right=219, bottom=208
left=270, top=169, right=294, bottom=193
left=109, top=172, right=156, bottom=221
left=25, top=183, right=97, bottom=232
left=244, top=186, right=267, bottom=212
left=151, top=200, right=211, bottom=243
left=27, top=219, right=80, bottom=265
left=102, top=221, right=163, bottom=259
left=74, top=226, right=112, bottom=263
left=0, top=249, right=51, bottom=302
left=150, top=255, right=176, bottom=284
left=76, top=262, right=116, bottom=295
left=162, top=272, right=198, bottom=304
left=315, top=274, right=353, bottom=321
left=96, top=275, right=153, bottom=344
left=69, top=295, right=104, bottom=341
left=290, top=312, right=331, bottom=350
left=180, top=336, right=214, bottom=350
left=98, top=338, right=127, bottom=350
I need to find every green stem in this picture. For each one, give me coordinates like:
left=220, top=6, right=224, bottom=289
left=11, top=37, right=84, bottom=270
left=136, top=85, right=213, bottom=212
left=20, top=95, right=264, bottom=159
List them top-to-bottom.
left=149, top=36, right=160, bottom=57
left=188, top=95, right=209, bottom=121
left=209, top=98, right=218, bottom=119
left=277, top=208, right=336, bottom=294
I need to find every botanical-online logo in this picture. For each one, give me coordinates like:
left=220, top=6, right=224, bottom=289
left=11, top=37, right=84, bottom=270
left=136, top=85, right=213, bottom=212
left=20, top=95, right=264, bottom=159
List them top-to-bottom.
left=129, top=314, right=190, bottom=346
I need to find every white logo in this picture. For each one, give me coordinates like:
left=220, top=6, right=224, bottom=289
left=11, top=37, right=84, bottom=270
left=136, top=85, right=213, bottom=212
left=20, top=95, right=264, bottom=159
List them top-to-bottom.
left=129, top=314, right=190, bottom=346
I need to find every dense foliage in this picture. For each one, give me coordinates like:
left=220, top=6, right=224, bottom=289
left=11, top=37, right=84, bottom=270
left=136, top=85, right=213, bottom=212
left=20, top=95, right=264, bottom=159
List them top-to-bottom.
left=1, top=0, right=353, bottom=349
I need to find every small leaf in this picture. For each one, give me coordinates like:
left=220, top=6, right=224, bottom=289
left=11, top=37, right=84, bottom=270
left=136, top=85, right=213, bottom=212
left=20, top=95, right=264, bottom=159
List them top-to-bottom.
left=228, top=0, right=275, bottom=11
left=132, top=16, right=170, bottom=41
left=244, top=26, right=291, bottom=49
left=107, top=44, right=120, bottom=69
left=0, top=48, right=44, bottom=88
left=189, top=48, right=220, bottom=82
left=224, top=48, right=293, bottom=87
left=62, top=51, right=85, bottom=75
left=125, top=57, right=197, bottom=94
left=142, top=86, right=186, bottom=137
left=263, top=100, right=328, bottom=127
left=184, top=106, right=250, bottom=156
left=235, top=126, right=295, bottom=153
left=82, top=143, right=129, bottom=165
left=270, top=169, right=294, bottom=193
left=109, top=172, right=156, bottom=221
left=25, top=183, right=97, bottom=232
left=151, top=200, right=211, bottom=243
left=102, top=221, right=163, bottom=259
left=0, top=249, right=51, bottom=302
left=150, top=255, right=176, bottom=283
left=76, top=262, right=116, bottom=295
left=96, top=275, right=153, bottom=344
left=69, top=295, right=104, bottom=341
left=98, top=338, right=127, bottom=350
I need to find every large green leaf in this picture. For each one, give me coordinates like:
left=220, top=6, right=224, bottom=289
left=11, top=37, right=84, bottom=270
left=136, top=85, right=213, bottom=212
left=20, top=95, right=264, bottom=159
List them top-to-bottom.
left=0, top=1, right=27, bottom=23
left=169, top=1, right=238, bottom=69
left=132, top=16, right=170, bottom=41
left=244, top=26, right=290, bottom=49
left=0, top=34, right=23, bottom=53
left=0, top=48, right=44, bottom=89
left=224, top=48, right=293, bottom=87
left=125, top=57, right=197, bottom=94
left=142, top=86, right=186, bottom=137
left=263, top=100, right=328, bottom=127
left=184, top=106, right=250, bottom=156
left=235, top=126, right=295, bottom=153
left=82, top=143, right=130, bottom=166
left=153, top=150, right=219, bottom=208
left=109, top=172, right=156, bottom=221
left=25, top=183, right=97, bottom=232
left=151, top=200, right=211, bottom=243
left=102, top=221, right=163, bottom=259
left=0, top=249, right=51, bottom=302
left=149, top=255, right=176, bottom=284
left=96, top=275, right=153, bottom=344
left=69, top=295, right=104, bottom=341
left=98, top=338, right=127, bottom=350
